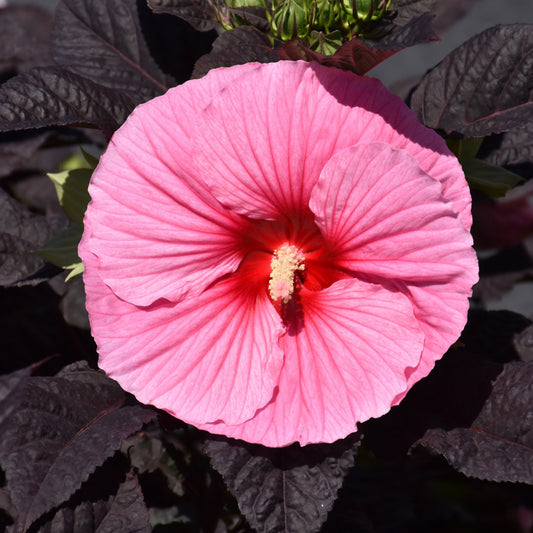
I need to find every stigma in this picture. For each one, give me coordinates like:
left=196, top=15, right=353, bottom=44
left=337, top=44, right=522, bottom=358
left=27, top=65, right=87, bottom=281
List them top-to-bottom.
left=268, top=244, right=305, bottom=304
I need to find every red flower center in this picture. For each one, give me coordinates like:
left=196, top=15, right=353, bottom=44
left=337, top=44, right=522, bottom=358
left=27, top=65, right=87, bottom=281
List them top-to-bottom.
left=236, top=211, right=346, bottom=311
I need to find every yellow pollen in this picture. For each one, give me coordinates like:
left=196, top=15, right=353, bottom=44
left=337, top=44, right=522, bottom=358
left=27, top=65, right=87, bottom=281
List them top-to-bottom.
left=268, top=244, right=305, bottom=304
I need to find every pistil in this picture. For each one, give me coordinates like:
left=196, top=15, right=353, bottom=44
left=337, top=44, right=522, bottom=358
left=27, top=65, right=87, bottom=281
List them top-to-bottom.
left=268, top=244, right=305, bottom=304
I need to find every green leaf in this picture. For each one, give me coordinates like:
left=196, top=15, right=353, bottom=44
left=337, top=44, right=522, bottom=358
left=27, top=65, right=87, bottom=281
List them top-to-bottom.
left=308, top=30, right=343, bottom=55
left=446, top=137, right=483, bottom=160
left=446, top=137, right=525, bottom=197
left=81, top=147, right=99, bottom=169
left=43, top=151, right=97, bottom=279
left=59, top=152, right=90, bottom=171
left=461, top=157, right=525, bottom=198
left=47, top=167, right=91, bottom=224
left=39, top=224, right=84, bottom=278
left=65, top=262, right=84, bottom=281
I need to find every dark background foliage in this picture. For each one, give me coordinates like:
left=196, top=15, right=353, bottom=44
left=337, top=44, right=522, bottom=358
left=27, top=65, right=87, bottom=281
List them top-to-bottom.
left=1, top=1, right=533, bottom=532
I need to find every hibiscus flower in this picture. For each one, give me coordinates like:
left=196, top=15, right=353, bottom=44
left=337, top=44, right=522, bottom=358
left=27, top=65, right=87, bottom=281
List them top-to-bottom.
left=79, top=61, right=478, bottom=447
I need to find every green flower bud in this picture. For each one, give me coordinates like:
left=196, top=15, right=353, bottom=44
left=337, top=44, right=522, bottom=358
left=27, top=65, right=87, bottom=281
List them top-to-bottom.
left=215, top=0, right=393, bottom=55
left=225, top=0, right=266, bottom=7
left=271, top=0, right=310, bottom=40
left=310, top=0, right=338, bottom=33
left=341, top=0, right=354, bottom=16
left=353, top=0, right=390, bottom=22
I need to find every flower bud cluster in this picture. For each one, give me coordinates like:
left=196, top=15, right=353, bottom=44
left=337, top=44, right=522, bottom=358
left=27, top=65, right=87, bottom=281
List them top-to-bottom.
left=214, top=0, right=392, bottom=55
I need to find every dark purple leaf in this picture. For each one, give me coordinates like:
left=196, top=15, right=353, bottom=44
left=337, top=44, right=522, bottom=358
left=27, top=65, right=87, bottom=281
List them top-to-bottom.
left=0, top=0, right=196, bottom=135
left=52, top=0, right=174, bottom=95
left=147, top=0, right=218, bottom=32
left=390, top=0, right=437, bottom=25
left=430, top=0, right=479, bottom=37
left=229, top=5, right=271, bottom=32
left=0, top=6, right=53, bottom=74
left=372, top=12, right=438, bottom=50
left=410, top=24, right=533, bottom=136
left=192, top=26, right=278, bottom=79
left=0, top=67, right=140, bottom=134
left=484, top=122, right=533, bottom=169
left=2, top=128, right=102, bottom=177
left=0, top=131, right=51, bottom=179
left=7, top=173, right=64, bottom=218
left=0, top=189, right=67, bottom=287
left=472, top=243, right=533, bottom=307
left=474, top=270, right=533, bottom=307
left=59, top=276, right=90, bottom=329
left=514, top=324, right=533, bottom=362
left=0, top=361, right=156, bottom=531
left=415, top=361, right=533, bottom=483
left=0, top=365, right=32, bottom=425
left=122, top=428, right=184, bottom=496
left=123, top=431, right=166, bottom=475
left=204, top=434, right=361, bottom=533
left=31, top=470, right=150, bottom=533
left=94, top=471, right=151, bottom=533
left=0, top=488, right=16, bottom=531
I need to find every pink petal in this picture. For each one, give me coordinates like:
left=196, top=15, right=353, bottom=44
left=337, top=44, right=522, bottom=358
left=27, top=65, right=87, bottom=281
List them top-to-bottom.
left=193, top=61, right=470, bottom=227
left=81, top=64, right=259, bottom=307
left=375, top=114, right=472, bottom=231
left=309, top=142, right=477, bottom=393
left=310, top=143, right=478, bottom=285
left=81, top=244, right=285, bottom=426
left=198, top=278, right=425, bottom=447
left=392, top=281, right=473, bottom=401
